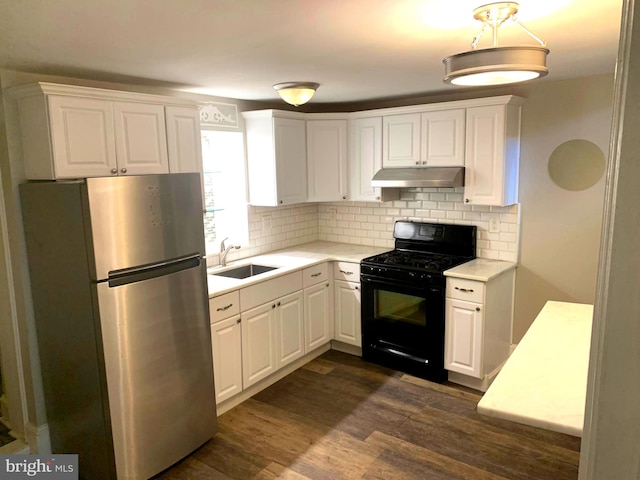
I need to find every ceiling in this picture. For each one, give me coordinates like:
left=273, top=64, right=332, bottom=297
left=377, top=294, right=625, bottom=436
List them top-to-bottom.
left=0, top=0, right=623, bottom=104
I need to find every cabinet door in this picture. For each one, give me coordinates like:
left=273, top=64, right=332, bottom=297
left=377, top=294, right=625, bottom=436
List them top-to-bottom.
left=47, top=95, right=118, bottom=178
left=113, top=102, right=169, bottom=175
left=464, top=105, right=517, bottom=206
left=165, top=106, right=203, bottom=175
left=421, top=109, right=465, bottom=166
left=382, top=113, right=421, bottom=167
left=274, top=117, right=307, bottom=205
left=349, top=117, right=384, bottom=202
left=306, top=119, right=348, bottom=202
left=334, top=280, right=361, bottom=347
left=304, top=281, right=332, bottom=351
left=276, top=291, right=305, bottom=368
left=445, top=298, right=484, bottom=378
left=241, top=302, right=277, bottom=388
left=211, top=315, right=243, bottom=403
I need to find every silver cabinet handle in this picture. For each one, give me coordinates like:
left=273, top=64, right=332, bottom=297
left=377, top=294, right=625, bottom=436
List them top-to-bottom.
left=120, top=167, right=127, bottom=173
left=110, top=168, right=118, bottom=174
left=339, top=270, right=353, bottom=275
left=311, top=272, right=322, bottom=277
left=455, top=287, right=474, bottom=293
left=216, top=304, right=233, bottom=312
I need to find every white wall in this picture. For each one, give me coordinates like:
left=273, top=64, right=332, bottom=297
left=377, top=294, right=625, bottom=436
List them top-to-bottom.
left=514, top=75, right=613, bottom=341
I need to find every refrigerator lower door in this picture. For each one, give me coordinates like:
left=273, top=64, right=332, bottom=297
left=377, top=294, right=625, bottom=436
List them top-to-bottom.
left=96, top=262, right=216, bottom=479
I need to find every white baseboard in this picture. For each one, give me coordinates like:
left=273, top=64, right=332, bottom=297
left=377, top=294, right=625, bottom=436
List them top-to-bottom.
left=216, top=343, right=331, bottom=416
left=510, top=343, right=518, bottom=355
left=448, top=363, right=504, bottom=393
left=25, top=422, right=51, bottom=454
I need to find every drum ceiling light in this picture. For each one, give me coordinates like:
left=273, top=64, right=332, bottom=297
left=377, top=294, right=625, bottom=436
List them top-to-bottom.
left=443, top=2, right=549, bottom=86
left=273, top=82, right=320, bottom=106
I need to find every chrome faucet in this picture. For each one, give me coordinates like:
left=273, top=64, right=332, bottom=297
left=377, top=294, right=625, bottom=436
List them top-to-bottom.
left=219, top=237, right=240, bottom=267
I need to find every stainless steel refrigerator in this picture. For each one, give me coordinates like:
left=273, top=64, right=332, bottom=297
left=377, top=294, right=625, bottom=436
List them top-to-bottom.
left=20, top=173, right=216, bottom=480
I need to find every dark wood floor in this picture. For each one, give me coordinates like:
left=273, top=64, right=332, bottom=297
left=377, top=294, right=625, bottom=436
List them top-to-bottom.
left=158, top=350, right=580, bottom=479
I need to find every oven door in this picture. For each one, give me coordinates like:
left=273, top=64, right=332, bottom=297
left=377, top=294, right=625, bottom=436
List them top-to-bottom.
left=360, top=273, right=446, bottom=380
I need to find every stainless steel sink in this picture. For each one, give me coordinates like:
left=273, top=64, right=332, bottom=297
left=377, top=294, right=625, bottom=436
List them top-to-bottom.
left=211, top=264, right=278, bottom=279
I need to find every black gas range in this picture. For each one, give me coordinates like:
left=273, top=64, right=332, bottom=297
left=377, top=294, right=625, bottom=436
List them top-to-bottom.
left=360, top=221, right=476, bottom=382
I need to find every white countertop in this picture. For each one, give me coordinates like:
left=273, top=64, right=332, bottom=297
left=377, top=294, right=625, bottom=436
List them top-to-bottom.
left=207, top=241, right=387, bottom=297
left=444, top=258, right=516, bottom=281
left=477, top=301, right=594, bottom=437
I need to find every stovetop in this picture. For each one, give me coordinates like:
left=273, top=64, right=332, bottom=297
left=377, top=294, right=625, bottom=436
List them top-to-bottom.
left=362, top=249, right=472, bottom=274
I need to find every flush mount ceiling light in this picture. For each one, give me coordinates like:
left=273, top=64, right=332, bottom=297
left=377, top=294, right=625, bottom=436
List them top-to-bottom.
left=443, top=2, right=549, bottom=86
left=273, top=82, right=320, bottom=106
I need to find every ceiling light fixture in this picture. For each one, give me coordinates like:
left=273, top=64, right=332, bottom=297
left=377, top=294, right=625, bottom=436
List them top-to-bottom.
left=443, top=2, right=549, bottom=86
left=273, top=82, right=320, bottom=107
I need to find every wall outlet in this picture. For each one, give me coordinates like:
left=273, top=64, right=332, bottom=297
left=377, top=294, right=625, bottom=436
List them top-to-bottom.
left=262, top=213, right=272, bottom=232
left=489, top=217, right=500, bottom=233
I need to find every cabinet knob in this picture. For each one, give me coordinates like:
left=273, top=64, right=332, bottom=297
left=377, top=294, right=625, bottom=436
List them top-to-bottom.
left=415, top=161, right=420, bottom=165
left=422, top=161, right=427, bottom=165
left=120, top=167, right=127, bottom=174
left=110, top=168, right=118, bottom=174
left=342, top=196, right=347, bottom=200
left=376, top=196, right=380, bottom=200
left=465, top=199, right=470, bottom=203
left=279, top=200, right=283, bottom=204
left=326, top=283, right=330, bottom=287
left=355, top=286, right=359, bottom=291
left=277, top=301, right=281, bottom=306
left=272, top=304, right=276, bottom=309
left=476, top=307, right=481, bottom=312
left=236, top=318, right=241, bottom=324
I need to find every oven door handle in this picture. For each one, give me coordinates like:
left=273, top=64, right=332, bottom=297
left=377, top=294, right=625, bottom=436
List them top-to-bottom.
left=371, top=344, right=429, bottom=364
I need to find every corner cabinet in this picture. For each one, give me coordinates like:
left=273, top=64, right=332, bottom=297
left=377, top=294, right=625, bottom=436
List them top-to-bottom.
left=10, top=82, right=203, bottom=180
left=464, top=99, right=524, bottom=206
left=242, top=110, right=307, bottom=206
left=306, top=118, right=348, bottom=202
left=444, top=269, right=516, bottom=391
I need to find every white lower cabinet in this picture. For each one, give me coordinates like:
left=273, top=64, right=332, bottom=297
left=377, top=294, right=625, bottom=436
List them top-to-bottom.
left=444, top=269, right=515, bottom=390
left=334, top=280, right=361, bottom=347
left=304, top=281, right=332, bottom=351
left=242, top=290, right=306, bottom=388
left=209, top=291, right=242, bottom=404
left=275, top=291, right=305, bottom=368
left=445, top=298, right=484, bottom=378
left=242, top=301, right=279, bottom=388
left=211, top=315, right=243, bottom=403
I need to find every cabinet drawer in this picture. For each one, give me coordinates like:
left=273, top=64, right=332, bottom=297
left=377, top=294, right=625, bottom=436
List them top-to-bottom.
left=334, top=262, right=360, bottom=281
left=303, top=263, right=329, bottom=288
left=240, top=271, right=303, bottom=312
left=447, top=277, right=485, bottom=303
left=209, top=291, right=240, bottom=323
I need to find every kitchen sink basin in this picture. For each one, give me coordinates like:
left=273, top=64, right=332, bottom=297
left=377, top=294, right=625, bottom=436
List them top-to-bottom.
left=211, top=264, right=278, bottom=279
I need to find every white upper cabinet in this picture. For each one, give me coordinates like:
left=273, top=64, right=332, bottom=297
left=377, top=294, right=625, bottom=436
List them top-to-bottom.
left=11, top=83, right=201, bottom=180
left=113, top=102, right=169, bottom=175
left=464, top=102, right=522, bottom=206
left=165, top=105, right=203, bottom=175
left=382, top=109, right=465, bottom=168
left=243, top=110, right=307, bottom=206
left=383, top=113, right=421, bottom=167
left=349, top=117, right=386, bottom=202
left=306, top=119, right=348, bottom=202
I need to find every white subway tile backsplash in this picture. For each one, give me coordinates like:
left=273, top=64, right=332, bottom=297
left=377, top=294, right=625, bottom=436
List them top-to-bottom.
left=236, top=189, right=520, bottom=263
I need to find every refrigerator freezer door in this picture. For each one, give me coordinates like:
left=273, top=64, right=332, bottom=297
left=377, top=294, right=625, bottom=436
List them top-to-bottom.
left=86, top=173, right=205, bottom=281
left=96, top=263, right=216, bottom=479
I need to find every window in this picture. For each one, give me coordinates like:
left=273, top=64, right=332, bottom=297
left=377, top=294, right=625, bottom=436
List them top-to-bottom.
left=201, top=130, right=248, bottom=255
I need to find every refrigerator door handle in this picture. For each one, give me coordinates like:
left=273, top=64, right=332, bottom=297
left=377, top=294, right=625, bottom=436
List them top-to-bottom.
left=107, top=254, right=201, bottom=287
